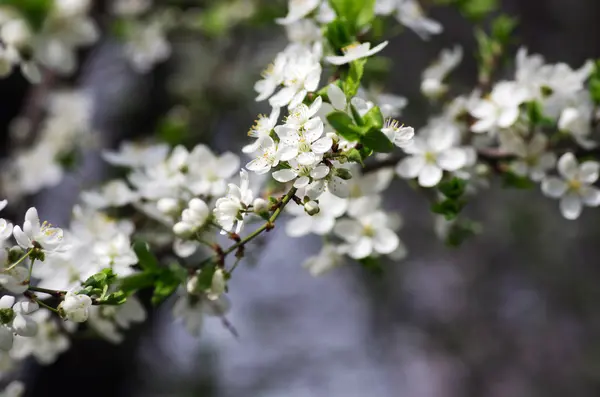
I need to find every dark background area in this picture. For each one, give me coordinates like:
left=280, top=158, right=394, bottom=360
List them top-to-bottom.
left=1, top=0, right=600, bottom=396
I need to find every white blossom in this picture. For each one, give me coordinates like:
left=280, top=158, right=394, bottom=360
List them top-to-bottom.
left=276, top=0, right=321, bottom=25
left=379, top=0, right=442, bottom=40
left=325, top=41, right=389, bottom=65
left=421, top=46, right=462, bottom=98
left=470, top=82, right=529, bottom=133
left=243, top=107, right=280, bottom=153
left=381, top=119, right=415, bottom=148
left=396, top=128, right=467, bottom=187
left=502, top=133, right=556, bottom=181
left=245, top=137, right=285, bottom=174
left=102, top=141, right=170, bottom=168
left=541, top=153, right=600, bottom=220
left=214, top=170, right=254, bottom=233
left=81, top=180, right=139, bottom=209
left=285, top=191, right=348, bottom=237
left=173, top=198, right=210, bottom=237
left=13, top=207, right=65, bottom=252
left=334, top=207, right=402, bottom=259
left=92, top=234, right=137, bottom=275
left=303, top=244, right=344, bottom=276
left=60, top=291, right=92, bottom=323
left=173, top=293, right=230, bottom=336
left=11, top=311, right=70, bottom=364
left=0, top=381, right=24, bottom=397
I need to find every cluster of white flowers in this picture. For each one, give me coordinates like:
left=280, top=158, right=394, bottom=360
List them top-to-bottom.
left=0, top=0, right=98, bottom=82
left=2, top=0, right=600, bottom=393
left=2, top=90, right=95, bottom=198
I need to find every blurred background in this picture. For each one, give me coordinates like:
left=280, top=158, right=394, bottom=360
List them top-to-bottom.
left=2, top=0, right=600, bottom=396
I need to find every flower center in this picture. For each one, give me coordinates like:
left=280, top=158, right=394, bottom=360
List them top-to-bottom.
left=424, top=152, right=437, bottom=163
left=568, top=179, right=582, bottom=192
left=363, top=225, right=376, bottom=237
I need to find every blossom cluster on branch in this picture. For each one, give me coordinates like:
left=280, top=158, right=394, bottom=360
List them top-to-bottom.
left=0, top=0, right=597, bottom=395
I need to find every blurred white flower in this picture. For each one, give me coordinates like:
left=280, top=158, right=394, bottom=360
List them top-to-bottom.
left=325, top=41, right=388, bottom=65
left=541, top=153, right=600, bottom=220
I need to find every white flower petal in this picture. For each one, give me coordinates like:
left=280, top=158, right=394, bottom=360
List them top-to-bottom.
left=327, top=83, right=346, bottom=110
left=311, top=136, right=333, bottom=154
left=437, top=148, right=466, bottom=171
left=557, top=153, right=579, bottom=180
left=396, top=156, right=425, bottom=179
left=579, top=161, right=600, bottom=184
left=418, top=164, right=443, bottom=187
left=272, top=169, right=298, bottom=183
left=541, top=177, right=568, bottom=198
left=581, top=186, right=600, bottom=207
left=560, top=193, right=583, bottom=220
left=373, top=228, right=399, bottom=254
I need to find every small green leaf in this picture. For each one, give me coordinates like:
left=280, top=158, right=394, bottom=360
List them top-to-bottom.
left=1, top=0, right=52, bottom=30
left=328, top=0, right=376, bottom=33
left=324, top=19, right=353, bottom=50
left=342, top=58, right=366, bottom=98
left=362, top=106, right=384, bottom=130
left=327, top=111, right=361, bottom=141
left=360, top=127, right=394, bottom=153
left=345, top=148, right=365, bottom=166
left=502, top=171, right=535, bottom=189
left=438, top=177, right=467, bottom=200
left=431, top=199, right=466, bottom=221
left=445, top=219, right=481, bottom=247
left=133, top=241, right=160, bottom=272
left=358, top=256, right=383, bottom=275
left=118, top=272, right=156, bottom=294
left=100, top=291, right=127, bottom=305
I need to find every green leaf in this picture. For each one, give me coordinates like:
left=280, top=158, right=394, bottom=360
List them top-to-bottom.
left=1, top=0, right=52, bottom=30
left=328, top=0, right=376, bottom=33
left=491, top=15, right=518, bottom=45
left=324, top=19, right=353, bottom=50
left=342, top=58, right=366, bottom=98
left=362, top=106, right=384, bottom=130
left=327, top=111, right=361, bottom=141
left=360, top=127, right=394, bottom=153
left=345, top=148, right=365, bottom=166
left=502, top=171, right=535, bottom=189
left=438, top=177, right=467, bottom=200
left=431, top=199, right=466, bottom=221
left=445, top=219, right=480, bottom=247
left=133, top=241, right=160, bottom=272
left=358, top=256, right=383, bottom=275
left=83, top=269, right=117, bottom=289
left=118, top=272, right=156, bottom=294
left=152, top=274, right=180, bottom=305
left=100, top=291, right=127, bottom=305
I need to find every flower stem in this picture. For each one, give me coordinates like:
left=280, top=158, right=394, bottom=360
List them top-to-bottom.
left=4, top=249, right=34, bottom=272
left=28, top=286, right=66, bottom=298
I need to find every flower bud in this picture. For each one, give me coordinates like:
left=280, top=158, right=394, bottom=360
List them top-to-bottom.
left=0, top=19, right=32, bottom=49
left=335, top=168, right=352, bottom=180
left=157, top=198, right=179, bottom=215
left=252, top=198, right=268, bottom=213
left=304, top=201, right=320, bottom=216
left=173, top=221, right=193, bottom=237
left=7, top=247, right=24, bottom=264
left=206, top=269, right=226, bottom=301
left=186, top=274, right=199, bottom=295
left=59, top=292, right=92, bottom=323
left=12, top=313, right=37, bottom=337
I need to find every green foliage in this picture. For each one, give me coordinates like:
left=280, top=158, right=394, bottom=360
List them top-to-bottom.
left=0, top=0, right=52, bottom=30
left=328, top=0, right=376, bottom=35
left=433, top=0, right=498, bottom=22
left=476, top=15, right=518, bottom=85
left=324, top=19, right=353, bottom=51
left=342, top=58, right=367, bottom=98
left=589, top=60, right=600, bottom=105
left=525, top=101, right=554, bottom=127
left=328, top=105, right=393, bottom=153
left=327, top=111, right=362, bottom=141
left=361, top=128, right=394, bottom=153
left=502, top=171, right=535, bottom=189
left=438, top=177, right=467, bottom=200
left=432, top=178, right=468, bottom=220
left=431, top=199, right=466, bottom=221
left=445, top=219, right=480, bottom=247
left=133, top=241, right=160, bottom=272
left=120, top=242, right=186, bottom=305
left=358, top=256, right=383, bottom=275
left=195, top=263, right=217, bottom=291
